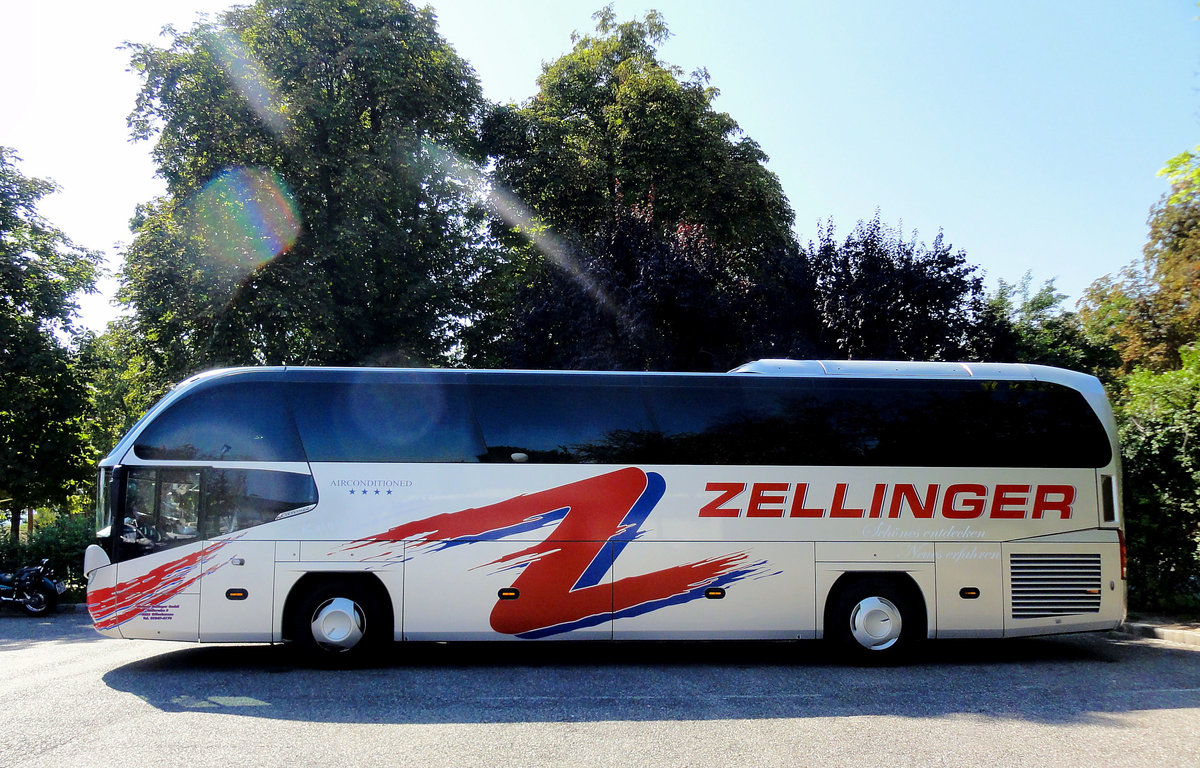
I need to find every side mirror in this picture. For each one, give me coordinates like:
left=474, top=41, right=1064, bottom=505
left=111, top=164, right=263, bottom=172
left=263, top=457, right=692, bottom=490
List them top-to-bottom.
left=107, top=465, right=127, bottom=560
left=83, top=544, right=111, bottom=579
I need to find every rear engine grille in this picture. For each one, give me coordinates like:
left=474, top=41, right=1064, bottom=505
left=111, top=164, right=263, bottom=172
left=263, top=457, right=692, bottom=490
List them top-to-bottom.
left=1010, top=553, right=1102, bottom=619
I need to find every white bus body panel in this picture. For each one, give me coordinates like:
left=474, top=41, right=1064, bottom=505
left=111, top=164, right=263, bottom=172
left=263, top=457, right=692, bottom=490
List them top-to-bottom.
left=198, top=540, right=275, bottom=642
left=403, top=540, right=612, bottom=640
left=1002, top=540, right=1124, bottom=637
left=610, top=541, right=816, bottom=640
left=932, top=543, right=1005, bottom=638
left=85, top=560, right=121, bottom=639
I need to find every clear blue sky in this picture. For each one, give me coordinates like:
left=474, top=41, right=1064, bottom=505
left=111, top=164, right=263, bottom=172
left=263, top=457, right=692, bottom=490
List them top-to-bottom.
left=2, top=1, right=1198, bottom=332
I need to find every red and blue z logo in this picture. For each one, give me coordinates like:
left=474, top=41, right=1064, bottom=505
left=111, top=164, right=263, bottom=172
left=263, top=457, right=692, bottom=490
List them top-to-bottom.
left=344, top=467, right=771, bottom=638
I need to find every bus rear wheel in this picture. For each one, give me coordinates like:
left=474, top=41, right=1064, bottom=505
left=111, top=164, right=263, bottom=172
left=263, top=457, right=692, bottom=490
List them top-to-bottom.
left=828, top=577, right=923, bottom=662
left=289, top=578, right=387, bottom=666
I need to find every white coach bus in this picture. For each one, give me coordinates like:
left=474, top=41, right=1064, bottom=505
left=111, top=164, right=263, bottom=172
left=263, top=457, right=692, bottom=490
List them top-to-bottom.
left=84, top=360, right=1126, bottom=662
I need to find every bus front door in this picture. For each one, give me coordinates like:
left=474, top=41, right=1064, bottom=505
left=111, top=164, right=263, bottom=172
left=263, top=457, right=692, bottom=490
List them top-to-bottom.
left=112, top=467, right=203, bottom=641
left=199, top=539, right=276, bottom=642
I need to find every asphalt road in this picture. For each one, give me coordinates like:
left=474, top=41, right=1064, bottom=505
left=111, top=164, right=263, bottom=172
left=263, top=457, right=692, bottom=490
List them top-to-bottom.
left=2, top=612, right=1199, bottom=768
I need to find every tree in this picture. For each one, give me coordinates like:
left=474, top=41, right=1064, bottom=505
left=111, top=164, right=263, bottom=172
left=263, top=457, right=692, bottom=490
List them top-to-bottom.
left=119, top=0, right=488, bottom=387
left=468, top=6, right=805, bottom=368
left=482, top=6, right=794, bottom=255
left=1074, top=142, right=1200, bottom=612
left=1160, top=144, right=1200, bottom=205
left=0, top=148, right=100, bottom=543
left=1080, top=187, right=1200, bottom=375
left=484, top=201, right=777, bottom=371
left=806, top=215, right=991, bottom=361
left=985, top=273, right=1117, bottom=374
left=76, top=319, right=171, bottom=459
left=1118, top=348, right=1200, bottom=611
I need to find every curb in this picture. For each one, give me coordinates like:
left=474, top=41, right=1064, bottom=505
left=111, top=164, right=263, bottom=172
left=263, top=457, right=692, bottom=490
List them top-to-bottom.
left=1117, top=621, right=1200, bottom=648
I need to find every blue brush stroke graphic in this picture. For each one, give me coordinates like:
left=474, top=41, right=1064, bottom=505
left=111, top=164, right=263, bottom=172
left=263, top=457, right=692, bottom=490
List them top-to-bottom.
left=571, top=471, right=666, bottom=591
left=428, top=506, right=569, bottom=552
left=609, top=565, right=765, bottom=624
left=516, top=609, right=613, bottom=639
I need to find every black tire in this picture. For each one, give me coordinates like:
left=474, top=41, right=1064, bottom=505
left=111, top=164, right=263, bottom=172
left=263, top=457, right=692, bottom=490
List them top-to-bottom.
left=826, top=577, right=924, bottom=663
left=287, top=578, right=389, bottom=667
left=20, top=587, right=55, bottom=617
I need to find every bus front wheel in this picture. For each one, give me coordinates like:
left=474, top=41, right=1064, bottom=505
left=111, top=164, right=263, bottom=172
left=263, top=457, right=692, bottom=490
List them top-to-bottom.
left=827, top=577, right=924, bottom=662
left=289, top=578, right=387, bottom=666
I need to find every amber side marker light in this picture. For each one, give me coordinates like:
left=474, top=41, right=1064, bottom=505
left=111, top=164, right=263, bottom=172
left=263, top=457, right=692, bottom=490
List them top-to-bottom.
left=959, top=587, right=980, bottom=600
left=225, top=588, right=249, bottom=601
left=498, top=588, right=520, bottom=600
left=704, top=588, right=726, bottom=600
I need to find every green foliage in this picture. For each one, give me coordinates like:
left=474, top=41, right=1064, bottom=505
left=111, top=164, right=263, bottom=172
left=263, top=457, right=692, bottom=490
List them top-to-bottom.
left=119, top=0, right=488, bottom=387
left=482, top=6, right=793, bottom=255
left=469, top=7, right=812, bottom=368
left=1076, top=140, right=1200, bottom=613
left=1160, top=145, right=1200, bottom=205
left=0, top=148, right=100, bottom=542
left=1080, top=187, right=1200, bottom=375
left=475, top=200, right=816, bottom=371
left=806, top=215, right=992, bottom=361
left=985, top=272, right=1117, bottom=375
left=77, top=320, right=171, bottom=459
left=1118, top=348, right=1200, bottom=612
left=0, top=508, right=96, bottom=602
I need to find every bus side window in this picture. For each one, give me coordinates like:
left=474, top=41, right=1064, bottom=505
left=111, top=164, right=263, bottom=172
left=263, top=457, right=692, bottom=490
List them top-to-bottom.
left=472, top=377, right=655, bottom=464
left=292, top=381, right=484, bottom=463
left=644, top=381, right=756, bottom=464
left=200, top=468, right=318, bottom=537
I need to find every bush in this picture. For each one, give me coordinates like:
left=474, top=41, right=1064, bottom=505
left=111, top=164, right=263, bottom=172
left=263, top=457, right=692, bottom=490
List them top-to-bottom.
left=1118, top=350, right=1200, bottom=613
left=0, top=510, right=97, bottom=603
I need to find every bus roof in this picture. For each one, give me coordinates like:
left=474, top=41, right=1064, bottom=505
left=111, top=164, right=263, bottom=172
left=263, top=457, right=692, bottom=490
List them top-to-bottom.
left=162, top=358, right=1102, bottom=392
left=730, top=358, right=1105, bottom=396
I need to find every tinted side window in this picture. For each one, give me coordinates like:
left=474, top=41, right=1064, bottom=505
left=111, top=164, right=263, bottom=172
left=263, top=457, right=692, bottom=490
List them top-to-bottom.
left=473, top=377, right=655, bottom=463
left=736, top=379, right=1110, bottom=468
left=739, top=379, right=927, bottom=466
left=644, top=380, right=761, bottom=464
left=133, top=381, right=304, bottom=461
left=293, top=381, right=483, bottom=462
left=965, top=381, right=1110, bottom=467
left=201, top=468, right=318, bottom=537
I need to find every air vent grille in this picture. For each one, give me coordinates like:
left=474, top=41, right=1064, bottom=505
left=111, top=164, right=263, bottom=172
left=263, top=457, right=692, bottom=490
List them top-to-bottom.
left=1010, top=553, right=1102, bottom=619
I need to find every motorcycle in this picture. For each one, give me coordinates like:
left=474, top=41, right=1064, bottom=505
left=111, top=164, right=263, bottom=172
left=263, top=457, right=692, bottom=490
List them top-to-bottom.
left=0, top=559, right=65, bottom=616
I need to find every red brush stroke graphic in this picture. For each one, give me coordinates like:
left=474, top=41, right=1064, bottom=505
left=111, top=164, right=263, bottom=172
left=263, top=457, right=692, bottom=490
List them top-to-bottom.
left=342, top=468, right=763, bottom=637
left=88, top=539, right=235, bottom=630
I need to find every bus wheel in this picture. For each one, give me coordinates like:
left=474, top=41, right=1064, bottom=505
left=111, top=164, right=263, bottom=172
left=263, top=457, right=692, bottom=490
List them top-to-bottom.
left=828, top=577, right=923, bottom=662
left=289, top=579, right=385, bottom=666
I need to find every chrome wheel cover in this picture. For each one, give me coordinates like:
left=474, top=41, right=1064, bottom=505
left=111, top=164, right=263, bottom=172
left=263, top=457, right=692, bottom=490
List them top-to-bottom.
left=849, top=595, right=902, bottom=651
left=310, top=597, right=365, bottom=652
